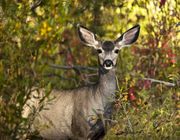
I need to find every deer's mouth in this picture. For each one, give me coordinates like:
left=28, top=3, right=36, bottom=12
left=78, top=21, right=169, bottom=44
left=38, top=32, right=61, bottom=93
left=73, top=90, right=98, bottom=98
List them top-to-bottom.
left=103, top=59, right=113, bottom=70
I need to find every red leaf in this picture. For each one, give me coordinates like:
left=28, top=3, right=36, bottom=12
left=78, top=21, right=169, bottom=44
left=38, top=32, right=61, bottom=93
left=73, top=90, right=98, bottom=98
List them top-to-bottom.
left=160, top=0, right=166, bottom=7
left=66, top=51, right=74, bottom=66
left=170, top=58, right=176, bottom=64
left=143, top=80, right=151, bottom=89
left=128, top=87, right=136, bottom=101
left=129, top=93, right=136, bottom=101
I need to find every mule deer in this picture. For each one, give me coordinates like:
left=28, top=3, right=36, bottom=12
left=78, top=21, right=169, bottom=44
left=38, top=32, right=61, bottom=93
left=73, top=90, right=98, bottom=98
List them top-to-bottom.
left=25, top=25, right=140, bottom=140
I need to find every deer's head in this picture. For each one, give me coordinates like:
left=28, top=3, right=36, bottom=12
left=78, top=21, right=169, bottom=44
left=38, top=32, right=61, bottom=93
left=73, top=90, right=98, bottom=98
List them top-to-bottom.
left=78, top=25, right=140, bottom=70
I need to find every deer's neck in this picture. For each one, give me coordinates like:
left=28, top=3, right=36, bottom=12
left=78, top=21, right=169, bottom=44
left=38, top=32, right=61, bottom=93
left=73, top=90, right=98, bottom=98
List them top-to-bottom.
left=98, top=66, right=117, bottom=100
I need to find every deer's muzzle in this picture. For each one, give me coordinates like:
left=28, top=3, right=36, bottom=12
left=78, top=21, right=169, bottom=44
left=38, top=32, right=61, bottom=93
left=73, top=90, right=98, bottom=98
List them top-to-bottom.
left=103, top=59, right=113, bottom=70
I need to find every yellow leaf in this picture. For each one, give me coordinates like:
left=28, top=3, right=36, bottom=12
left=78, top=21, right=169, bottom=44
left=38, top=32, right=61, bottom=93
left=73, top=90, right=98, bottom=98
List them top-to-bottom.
left=35, top=7, right=45, bottom=16
left=116, top=8, right=120, bottom=14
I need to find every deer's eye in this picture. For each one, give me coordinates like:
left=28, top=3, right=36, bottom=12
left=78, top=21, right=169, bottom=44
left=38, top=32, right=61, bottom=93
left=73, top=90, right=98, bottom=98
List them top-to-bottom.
left=97, top=49, right=102, bottom=54
left=114, top=49, right=119, bottom=54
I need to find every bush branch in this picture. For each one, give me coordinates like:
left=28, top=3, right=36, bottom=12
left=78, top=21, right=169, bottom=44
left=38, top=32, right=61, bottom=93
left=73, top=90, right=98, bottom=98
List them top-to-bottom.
left=49, top=64, right=98, bottom=71
left=143, top=78, right=176, bottom=87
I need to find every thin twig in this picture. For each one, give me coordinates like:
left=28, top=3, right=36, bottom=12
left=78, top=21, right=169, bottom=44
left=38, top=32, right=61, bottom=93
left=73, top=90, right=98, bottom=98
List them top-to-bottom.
left=30, top=0, right=43, bottom=11
left=49, top=64, right=98, bottom=71
left=50, top=64, right=176, bottom=87
left=115, top=76, right=134, bottom=133
left=143, top=78, right=176, bottom=87
left=122, top=104, right=134, bottom=133
left=104, top=118, right=118, bottom=124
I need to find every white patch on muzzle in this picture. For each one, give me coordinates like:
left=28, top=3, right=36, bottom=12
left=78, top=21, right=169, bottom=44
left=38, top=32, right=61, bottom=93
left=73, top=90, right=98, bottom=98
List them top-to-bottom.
left=104, top=65, right=113, bottom=70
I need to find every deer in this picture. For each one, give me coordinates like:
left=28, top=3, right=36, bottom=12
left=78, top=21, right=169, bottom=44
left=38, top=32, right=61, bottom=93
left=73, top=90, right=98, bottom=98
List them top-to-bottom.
left=24, top=24, right=140, bottom=140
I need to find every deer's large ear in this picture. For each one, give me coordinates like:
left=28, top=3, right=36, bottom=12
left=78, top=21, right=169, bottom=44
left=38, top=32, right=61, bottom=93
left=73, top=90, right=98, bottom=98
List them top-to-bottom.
left=78, top=25, right=99, bottom=49
left=115, top=25, right=140, bottom=48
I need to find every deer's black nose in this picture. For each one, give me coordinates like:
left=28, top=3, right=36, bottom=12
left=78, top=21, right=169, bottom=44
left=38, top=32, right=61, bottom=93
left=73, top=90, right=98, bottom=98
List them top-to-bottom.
left=103, top=59, right=113, bottom=67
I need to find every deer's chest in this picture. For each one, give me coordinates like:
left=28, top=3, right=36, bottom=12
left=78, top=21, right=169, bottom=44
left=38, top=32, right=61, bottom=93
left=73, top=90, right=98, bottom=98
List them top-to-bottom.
left=86, top=88, right=116, bottom=126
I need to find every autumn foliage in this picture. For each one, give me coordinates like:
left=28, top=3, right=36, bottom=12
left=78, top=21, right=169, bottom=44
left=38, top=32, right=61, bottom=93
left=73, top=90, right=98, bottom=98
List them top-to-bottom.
left=0, top=0, right=179, bottom=139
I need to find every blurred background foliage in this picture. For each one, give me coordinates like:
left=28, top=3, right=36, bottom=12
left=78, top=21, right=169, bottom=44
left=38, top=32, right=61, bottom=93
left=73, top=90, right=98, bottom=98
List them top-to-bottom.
left=0, top=0, right=179, bottom=139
